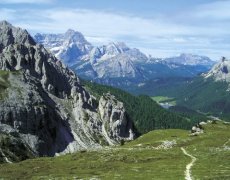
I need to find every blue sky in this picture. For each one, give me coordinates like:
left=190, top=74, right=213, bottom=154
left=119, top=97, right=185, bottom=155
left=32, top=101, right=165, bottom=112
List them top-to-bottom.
left=0, top=0, right=230, bottom=60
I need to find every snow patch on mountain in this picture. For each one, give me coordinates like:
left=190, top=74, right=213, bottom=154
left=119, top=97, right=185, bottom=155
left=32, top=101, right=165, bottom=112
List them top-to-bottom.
left=34, top=29, right=93, bottom=66
left=34, top=30, right=214, bottom=89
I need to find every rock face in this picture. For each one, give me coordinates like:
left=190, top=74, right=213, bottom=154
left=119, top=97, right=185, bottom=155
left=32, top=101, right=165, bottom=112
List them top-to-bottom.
left=0, top=21, right=136, bottom=160
left=204, top=59, right=230, bottom=82
left=98, top=93, right=135, bottom=143
left=191, top=123, right=204, bottom=136
left=0, top=124, right=34, bottom=163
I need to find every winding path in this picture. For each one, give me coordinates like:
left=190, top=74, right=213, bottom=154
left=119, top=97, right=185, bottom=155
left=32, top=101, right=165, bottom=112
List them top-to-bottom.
left=181, top=147, right=196, bottom=180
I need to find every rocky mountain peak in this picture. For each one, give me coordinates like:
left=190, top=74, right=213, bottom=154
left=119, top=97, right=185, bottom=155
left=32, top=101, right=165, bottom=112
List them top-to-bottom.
left=0, top=20, right=12, bottom=28
left=0, top=21, right=35, bottom=48
left=0, top=21, right=80, bottom=99
left=34, top=29, right=93, bottom=65
left=64, top=29, right=90, bottom=45
left=65, top=29, right=75, bottom=35
left=91, top=42, right=146, bottom=62
left=97, top=42, right=125, bottom=57
left=105, top=42, right=130, bottom=54
left=115, top=42, right=129, bottom=49
left=204, top=58, right=230, bottom=82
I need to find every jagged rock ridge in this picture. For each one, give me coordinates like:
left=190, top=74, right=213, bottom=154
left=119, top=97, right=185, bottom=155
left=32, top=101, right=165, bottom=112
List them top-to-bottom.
left=0, top=21, right=136, bottom=161
left=34, top=29, right=93, bottom=65
left=34, top=31, right=214, bottom=91
left=34, top=32, right=148, bottom=81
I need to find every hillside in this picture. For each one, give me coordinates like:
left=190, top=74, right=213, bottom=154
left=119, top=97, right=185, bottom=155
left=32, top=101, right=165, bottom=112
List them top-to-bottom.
left=164, top=59, right=230, bottom=120
left=173, top=77, right=230, bottom=118
left=82, top=80, right=197, bottom=134
left=0, top=121, right=229, bottom=179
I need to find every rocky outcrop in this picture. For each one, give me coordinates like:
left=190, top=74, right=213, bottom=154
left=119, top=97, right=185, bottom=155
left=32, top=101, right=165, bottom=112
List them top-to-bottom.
left=0, top=21, right=136, bottom=160
left=204, top=58, right=230, bottom=82
left=99, top=93, right=135, bottom=143
left=190, top=123, right=204, bottom=136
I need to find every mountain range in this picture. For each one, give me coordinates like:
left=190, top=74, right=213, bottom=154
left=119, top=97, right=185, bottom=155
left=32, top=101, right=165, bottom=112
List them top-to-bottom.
left=34, top=30, right=215, bottom=93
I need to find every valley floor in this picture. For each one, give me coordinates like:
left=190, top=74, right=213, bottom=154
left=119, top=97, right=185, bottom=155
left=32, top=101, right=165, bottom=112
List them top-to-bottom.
left=0, top=121, right=229, bottom=179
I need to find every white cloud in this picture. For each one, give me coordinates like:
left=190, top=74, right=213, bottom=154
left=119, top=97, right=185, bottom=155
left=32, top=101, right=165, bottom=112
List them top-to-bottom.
left=0, top=0, right=53, bottom=4
left=194, top=0, right=230, bottom=20
left=0, top=5, right=230, bottom=59
left=11, top=8, right=230, bottom=38
left=36, top=9, right=190, bottom=37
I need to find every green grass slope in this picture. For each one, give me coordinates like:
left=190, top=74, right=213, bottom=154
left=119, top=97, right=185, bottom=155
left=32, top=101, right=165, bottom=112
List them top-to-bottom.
left=149, top=76, right=230, bottom=121
left=0, top=121, right=229, bottom=179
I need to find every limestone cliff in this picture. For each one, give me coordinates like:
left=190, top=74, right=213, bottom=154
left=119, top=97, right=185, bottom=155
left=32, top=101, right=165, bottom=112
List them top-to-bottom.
left=0, top=21, right=136, bottom=162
